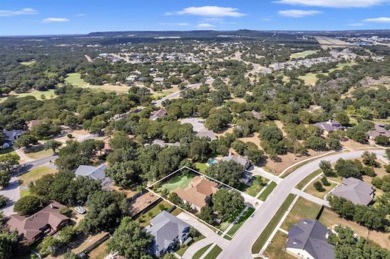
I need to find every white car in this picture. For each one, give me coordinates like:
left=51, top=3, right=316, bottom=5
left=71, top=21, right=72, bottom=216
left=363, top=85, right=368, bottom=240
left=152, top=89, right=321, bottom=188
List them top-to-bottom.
left=75, top=206, right=86, bottom=214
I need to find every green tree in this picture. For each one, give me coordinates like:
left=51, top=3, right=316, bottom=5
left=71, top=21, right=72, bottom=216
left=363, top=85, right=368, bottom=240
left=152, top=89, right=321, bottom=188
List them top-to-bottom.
left=335, top=112, right=350, bottom=126
left=14, top=134, right=38, bottom=149
left=374, top=135, right=390, bottom=146
left=305, top=136, right=327, bottom=151
left=44, top=140, right=62, bottom=154
left=361, top=151, right=380, bottom=167
left=0, top=154, right=19, bottom=172
left=205, top=161, right=244, bottom=188
left=319, top=161, right=335, bottom=177
left=105, top=162, right=142, bottom=189
left=0, top=171, right=11, bottom=188
left=313, top=181, right=325, bottom=192
left=212, top=189, right=245, bottom=222
left=82, top=191, right=128, bottom=233
left=0, top=195, right=9, bottom=208
left=14, top=195, right=44, bottom=215
left=198, top=205, right=214, bottom=224
left=107, top=217, right=153, bottom=259
left=0, top=231, right=19, bottom=259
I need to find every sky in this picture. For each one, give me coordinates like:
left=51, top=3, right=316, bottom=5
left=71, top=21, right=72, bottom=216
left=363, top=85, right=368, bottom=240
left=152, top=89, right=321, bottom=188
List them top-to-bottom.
left=1, top=0, right=390, bottom=35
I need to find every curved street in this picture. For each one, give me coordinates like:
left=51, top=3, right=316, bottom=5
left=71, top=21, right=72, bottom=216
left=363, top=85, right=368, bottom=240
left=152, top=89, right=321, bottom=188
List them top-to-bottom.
left=217, top=149, right=386, bottom=259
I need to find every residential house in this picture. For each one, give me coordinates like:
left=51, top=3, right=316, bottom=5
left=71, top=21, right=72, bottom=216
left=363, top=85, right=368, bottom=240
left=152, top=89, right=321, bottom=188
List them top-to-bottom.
left=150, top=108, right=167, bottom=121
left=315, top=120, right=344, bottom=133
left=367, top=123, right=390, bottom=139
left=2, top=129, right=24, bottom=149
left=150, top=139, right=180, bottom=148
left=221, top=154, right=252, bottom=184
left=75, top=164, right=112, bottom=189
left=175, top=176, right=218, bottom=211
left=331, top=177, right=374, bottom=205
left=7, top=201, right=70, bottom=245
left=147, top=211, right=190, bottom=256
left=286, top=219, right=335, bottom=259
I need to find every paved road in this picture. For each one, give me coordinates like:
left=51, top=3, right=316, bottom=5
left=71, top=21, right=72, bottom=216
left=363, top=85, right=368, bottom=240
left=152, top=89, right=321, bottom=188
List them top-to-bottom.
left=217, top=149, right=386, bottom=259
left=0, top=155, right=58, bottom=216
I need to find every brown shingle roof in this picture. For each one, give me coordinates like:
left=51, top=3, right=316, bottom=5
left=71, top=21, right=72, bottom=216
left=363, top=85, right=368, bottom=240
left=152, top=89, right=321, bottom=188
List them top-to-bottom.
left=174, top=176, right=218, bottom=209
left=7, top=201, right=69, bottom=243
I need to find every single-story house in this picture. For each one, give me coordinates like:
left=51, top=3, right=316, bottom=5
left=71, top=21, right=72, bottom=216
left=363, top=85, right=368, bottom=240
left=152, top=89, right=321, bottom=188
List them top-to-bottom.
left=150, top=108, right=167, bottom=121
left=315, top=120, right=344, bottom=133
left=367, top=123, right=390, bottom=139
left=3, top=129, right=24, bottom=143
left=150, top=139, right=180, bottom=148
left=221, top=154, right=251, bottom=169
left=75, top=164, right=112, bottom=189
left=175, top=176, right=219, bottom=211
left=331, top=177, right=374, bottom=205
left=7, top=201, right=70, bottom=245
left=147, top=211, right=190, bottom=256
left=286, top=219, right=335, bottom=259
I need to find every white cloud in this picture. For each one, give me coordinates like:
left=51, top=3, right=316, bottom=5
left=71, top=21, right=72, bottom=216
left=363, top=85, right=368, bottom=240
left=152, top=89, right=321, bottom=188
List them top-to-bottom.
left=276, top=0, right=388, bottom=8
left=167, top=6, right=245, bottom=17
left=0, top=8, right=38, bottom=17
left=279, top=9, right=321, bottom=17
left=363, top=17, right=390, bottom=23
left=42, top=18, right=70, bottom=23
left=197, top=23, right=214, bottom=28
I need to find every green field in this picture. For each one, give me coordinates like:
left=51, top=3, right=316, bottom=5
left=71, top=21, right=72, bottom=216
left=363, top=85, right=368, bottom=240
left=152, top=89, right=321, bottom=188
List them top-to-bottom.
left=290, top=50, right=318, bottom=59
left=65, top=72, right=130, bottom=93
left=65, top=73, right=89, bottom=87
left=0, top=89, right=57, bottom=103
left=26, top=149, right=55, bottom=160
left=195, top=162, right=208, bottom=173
left=159, top=173, right=195, bottom=192
left=258, top=182, right=277, bottom=201
left=252, top=194, right=296, bottom=253
left=193, top=244, right=212, bottom=259
left=204, top=245, right=222, bottom=259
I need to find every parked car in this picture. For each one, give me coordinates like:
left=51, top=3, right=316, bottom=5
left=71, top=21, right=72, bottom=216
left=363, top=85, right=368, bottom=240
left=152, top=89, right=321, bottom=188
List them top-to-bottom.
left=75, top=206, right=86, bottom=214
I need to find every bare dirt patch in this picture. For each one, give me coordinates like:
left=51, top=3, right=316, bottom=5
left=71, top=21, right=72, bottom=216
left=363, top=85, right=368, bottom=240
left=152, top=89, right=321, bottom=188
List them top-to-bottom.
left=239, top=133, right=262, bottom=149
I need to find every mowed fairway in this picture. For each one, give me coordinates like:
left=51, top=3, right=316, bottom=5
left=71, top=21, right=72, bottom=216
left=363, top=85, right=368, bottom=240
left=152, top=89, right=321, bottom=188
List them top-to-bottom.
left=290, top=50, right=318, bottom=59
left=65, top=73, right=131, bottom=93
left=0, top=89, right=57, bottom=103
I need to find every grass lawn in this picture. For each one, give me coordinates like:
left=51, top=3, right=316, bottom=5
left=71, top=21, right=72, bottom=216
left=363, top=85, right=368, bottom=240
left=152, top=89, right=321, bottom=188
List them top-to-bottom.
left=290, top=50, right=318, bottom=59
left=65, top=73, right=89, bottom=87
left=65, top=73, right=130, bottom=93
left=299, top=73, right=321, bottom=86
left=17, top=90, right=56, bottom=100
left=26, top=149, right=54, bottom=160
left=195, top=162, right=208, bottom=173
left=19, top=166, right=57, bottom=186
left=296, top=169, right=322, bottom=190
left=159, top=173, right=195, bottom=192
left=243, top=176, right=266, bottom=197
left=258, top=181, right=277, bottom=201
left=305, top=181, right=337, bottom=199
left=20, top=189, right=31, bottom=197
left=252, top=194, right=296, bottom=253
left=281, top=197, right=322, bottom=231
left=136, top=200, right=171, bottom=227
left=227, top=207, right=255, bottom=236
left=171, top=208, right=182, bottom=216
left=264, top=231, right=295, bottom=259
left=176, top=234, right=205, bottom=256
left=87, top=240, right=109, bottom=259
left=193, top=244, right=212, bottom=259
left=204, top=245, right=222, bottom=259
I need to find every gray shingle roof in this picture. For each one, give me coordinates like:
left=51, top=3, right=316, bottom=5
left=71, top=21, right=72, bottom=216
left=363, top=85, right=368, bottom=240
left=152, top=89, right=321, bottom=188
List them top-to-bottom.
left=315, top=120, right=344, bottom=132
left=221, top=155, right=250, bottom=168
left=75, top=164, right=107, bottom=181
left=331, top=177, right=374, bottom=205
left=148, top=211, right=190, bottom=255
left=286, top=219, right=335, bottom=259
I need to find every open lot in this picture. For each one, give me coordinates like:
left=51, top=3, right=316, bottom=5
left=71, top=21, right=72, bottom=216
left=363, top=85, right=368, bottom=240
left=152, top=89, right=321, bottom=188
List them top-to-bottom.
left=315, top=36, right=353, bottom=49
left=65, top=73, right=130, bottom=93
left=26, top=149, right=54, bottom=160
left=19, top=166, right=57, bottom=186
left=305, top=180, right=337, bottom=199
left=281, top=197, right=322, bottom=231
left=319, top=207, right=390, bottom=249
left=264, top=231, right=295, bottom=259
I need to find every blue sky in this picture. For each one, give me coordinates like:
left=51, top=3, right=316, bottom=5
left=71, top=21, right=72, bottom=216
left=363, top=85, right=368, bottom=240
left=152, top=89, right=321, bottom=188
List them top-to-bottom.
left=1, top=0, right=390, bottom=35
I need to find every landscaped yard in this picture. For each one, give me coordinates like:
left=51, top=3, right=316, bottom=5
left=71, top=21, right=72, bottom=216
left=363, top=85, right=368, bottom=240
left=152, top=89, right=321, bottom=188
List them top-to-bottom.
left=19, top=166, right=57, bottom=186
left=296, top=169, right=322, bottom=189
left=158, top=172, right=196, bottom=192
left=243, top=176, right=266, bottom=197
left=305, top=180, right=337, bottom=199
left=258, top=181, right=277, bottom=201
left=252, top=194, right=295, bottom=253
left=281, top=197, right=322, bottom=231
left=136, top=200, right=171, bottom=227
left=226, top=207, right=255, bottom=236
left=264, top=231, right=295, bottom=259
left=176, top=234, right=205, bottom=256
left=193, top=244, right=212, bottom=259
left=204, top=245, right=222, bottom=259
